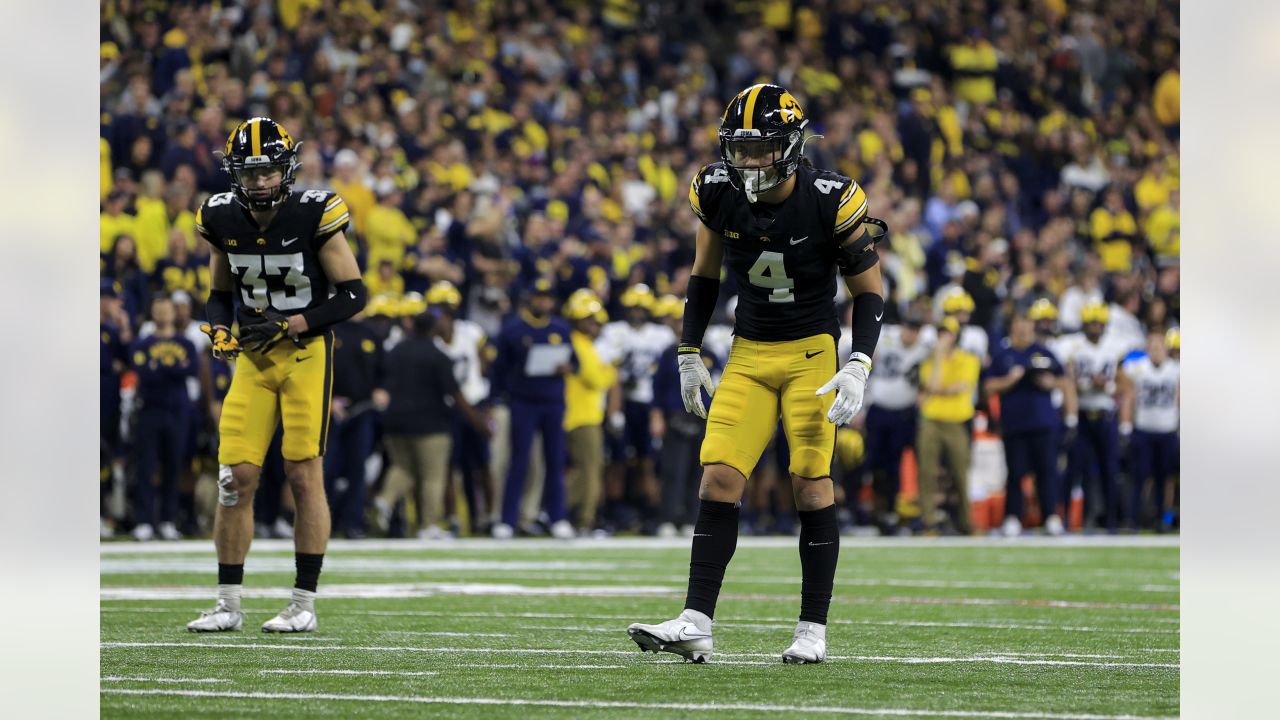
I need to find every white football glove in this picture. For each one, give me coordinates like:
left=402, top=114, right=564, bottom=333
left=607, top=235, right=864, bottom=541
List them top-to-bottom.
left=678, top=349, right=716, bottom=419
left=816, top=353, right=872, bottom=425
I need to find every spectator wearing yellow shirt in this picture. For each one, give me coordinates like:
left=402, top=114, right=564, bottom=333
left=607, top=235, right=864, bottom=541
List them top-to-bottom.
left=948, top=30, right=998, bottom=106
left=1152, top=58, right=1180, bottom=140
left=330, top=149, right=375, bottom=237
left=1134, top=161, right=1178, bottom=215
left=132, top=173, right=197, bottom=272
left=364, top=183, right=417, bottom=270
left=1090, top=187, right=1139, bottom=273
left=100, top=189, right=138, bottom=256
left=1144, top=189, right=1180, bottom=264
left=365, top=259, right=406, bottom=299
left=562, top=290, right=616, bottom=532
left=915, top=318, right=981, bottom=535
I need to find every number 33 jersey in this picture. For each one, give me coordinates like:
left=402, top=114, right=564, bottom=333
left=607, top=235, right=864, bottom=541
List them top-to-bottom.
left=690, top=161, right=871, bottom=342
left=195, top=189, right=351, bottom=329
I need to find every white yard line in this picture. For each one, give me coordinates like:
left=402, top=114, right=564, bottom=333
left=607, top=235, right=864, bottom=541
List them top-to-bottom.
left=99, top=535, right=1180, bottom=555
left=383, top=631, right=512, bottom=637
left=100, top=642, right=1178, bottom=669
left=259, top=670, right=438, bottom=677
left=102, top=676, right=228, bottom=684
left=99, top=688, right=1176, bottom=719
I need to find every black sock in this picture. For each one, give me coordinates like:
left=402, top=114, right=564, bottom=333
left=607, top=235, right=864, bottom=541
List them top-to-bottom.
left=684, top=500, right=739, bottom=619
left=798, top=504, right=840, bottom=625
left=295, top=553, right=324, bottom=592
left=218, top=563, right=244, bottom=586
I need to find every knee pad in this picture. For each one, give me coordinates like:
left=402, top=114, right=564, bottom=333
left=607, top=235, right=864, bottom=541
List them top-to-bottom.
left=789, top=447, right=834, bottom=480
left=218, top=464, right=239, bottom=507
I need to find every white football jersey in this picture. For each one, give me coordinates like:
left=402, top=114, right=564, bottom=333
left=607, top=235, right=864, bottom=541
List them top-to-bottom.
left=434, top=319, right=490, bottom=405
left=598, top=320, right=675, bottom=403
left=703, top=323, right=734, bottom=367
left=857, top=325, right=930, bottom=411
left=1045, top=333, right=1073, bottom=408
left=1062, top=335, right=1125, bottom=412
left=1126, top=357, right=1179, bottom=433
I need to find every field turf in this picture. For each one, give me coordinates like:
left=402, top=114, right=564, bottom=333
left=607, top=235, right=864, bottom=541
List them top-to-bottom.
left=101, top=536, right=1178, bottom=719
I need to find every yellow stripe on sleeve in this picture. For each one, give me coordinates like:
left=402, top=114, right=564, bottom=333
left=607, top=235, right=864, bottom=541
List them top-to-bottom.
left=834, top=183, right=869, bottom=235
left=316, top=194, right=351, bottom=236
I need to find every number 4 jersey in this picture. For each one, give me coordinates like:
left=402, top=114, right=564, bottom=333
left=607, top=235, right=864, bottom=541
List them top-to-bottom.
left=690, top=161, right=871, bottom=342
left=195, top=189, right=351, bottom=336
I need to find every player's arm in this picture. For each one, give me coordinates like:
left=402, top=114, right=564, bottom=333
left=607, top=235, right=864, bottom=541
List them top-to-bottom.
left=838, top=217, right=887, bottom=364
left=675, top=224, right=723, bottom=417
left=288, top=230, right=367, bottom=337
left=201, top=248, right=241, bottom=359
left=1062, top=359, right=1079, bottom=429
left=1116, top=364, right=1135, bottom=436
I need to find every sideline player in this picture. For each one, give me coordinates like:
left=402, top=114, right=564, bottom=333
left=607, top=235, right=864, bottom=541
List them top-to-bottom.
left=627, top=84, right=886, bottom=663
left=187, top=117, right=366, bottom=632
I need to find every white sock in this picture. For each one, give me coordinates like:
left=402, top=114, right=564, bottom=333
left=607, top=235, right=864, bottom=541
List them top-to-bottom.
left=217, top=584, right=242, bottom=611
left=291, top=587, right=316, bottom=612
left=679, top=608, right=713, bottom=633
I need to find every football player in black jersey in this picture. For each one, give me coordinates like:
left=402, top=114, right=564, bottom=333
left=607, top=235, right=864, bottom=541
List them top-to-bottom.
left=628, top=84, right=886, bottom=664
left=187, top=117, right=366, bottom=634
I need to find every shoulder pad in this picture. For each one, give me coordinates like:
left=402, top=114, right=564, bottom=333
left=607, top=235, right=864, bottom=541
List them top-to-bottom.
left=689, top=163, right=732, bottom=227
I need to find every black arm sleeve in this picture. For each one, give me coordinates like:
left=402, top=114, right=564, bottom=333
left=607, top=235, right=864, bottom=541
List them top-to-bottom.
left=679, top=274, right=720, bottom=350
left=301, top=279, right=368, bottom=333
left=206, top=289, right=235, bottom=328
left=849, top=292, right=885, bottom=360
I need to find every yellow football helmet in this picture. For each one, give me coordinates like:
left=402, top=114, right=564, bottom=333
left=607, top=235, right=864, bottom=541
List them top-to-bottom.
left=426, top=280, right=462, bottom=308
left=620, top=283, right=656, bottom=311
left=941, top=288, right=975, bottom=315
left=564, top=289, right=606, bottom=322
left=398, top=292, right=427, bottom=318
left=366, top=294, right=399, bottom=318
left=653, top=294, right=684, bottom=320
left=1028, top=298, right=1058, bottom=321
left=1080, top=302, right=1110, bottom=325
left=1165, top=328, right=1180, bottom=351
left=835, top=427, right=865, bottom=471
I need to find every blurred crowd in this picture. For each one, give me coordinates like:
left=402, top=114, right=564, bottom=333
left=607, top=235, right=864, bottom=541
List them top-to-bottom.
left=100, top=0, right=1179, bottom=540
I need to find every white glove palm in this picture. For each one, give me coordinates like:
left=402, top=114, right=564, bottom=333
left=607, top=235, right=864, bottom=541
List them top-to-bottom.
left=678, top=351, right=716, bottom=419
left=816, top=353, right=871, bottom=425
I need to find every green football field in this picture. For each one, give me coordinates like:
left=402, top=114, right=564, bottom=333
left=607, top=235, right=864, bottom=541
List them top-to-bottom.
left=100, top=536, right=1179, bottom=719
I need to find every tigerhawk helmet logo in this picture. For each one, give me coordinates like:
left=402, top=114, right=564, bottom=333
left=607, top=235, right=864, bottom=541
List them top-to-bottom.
left=779, top=93, right=804, bottom=123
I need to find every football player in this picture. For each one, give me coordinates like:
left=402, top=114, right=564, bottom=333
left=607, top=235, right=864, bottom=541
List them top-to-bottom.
left=628, top=85, right=886, bottom=664
left=187, top=117, right=366, bottom=633
left=1061, top=302, right=1125, bottom=533
left=1118, top=329, right=1180, bottom=531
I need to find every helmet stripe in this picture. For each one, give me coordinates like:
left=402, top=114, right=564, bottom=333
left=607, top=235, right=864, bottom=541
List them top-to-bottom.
left=742, top=84, right=766, bottom=131
left=250, top=119, right=262, bottom=156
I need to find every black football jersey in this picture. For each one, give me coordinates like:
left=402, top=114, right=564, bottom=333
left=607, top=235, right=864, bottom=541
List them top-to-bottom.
left=689, top=162, right=872, bottom=342
left=195, top=189, right=351, bottom=335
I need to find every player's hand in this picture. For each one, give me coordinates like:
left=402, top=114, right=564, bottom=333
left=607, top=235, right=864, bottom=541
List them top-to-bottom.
left=238, top=307, right=298, bottom=353
left=200, top=323, right=241, bottom=360
left=677, top=348, right=716, bottom=419
left=817, top=353, right=872, bottom=425
left=1119, top=421, right=1133, bottom=453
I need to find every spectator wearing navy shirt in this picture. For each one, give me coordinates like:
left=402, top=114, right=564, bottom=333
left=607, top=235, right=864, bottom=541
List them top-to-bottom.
left=489, top=279, right=578, bottom=539
left=101, top=280, right=132, bottom=538
left=128, top=296, right=196, bottom=541
left=985, top=315, right=1066, bottom=537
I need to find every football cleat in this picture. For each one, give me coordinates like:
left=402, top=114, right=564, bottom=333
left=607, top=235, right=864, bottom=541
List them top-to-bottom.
left=1044, top=514, right=1065, bottom=537
left=1001, top=516, right=1023, bottom=538
left=550, top=520, right=575, bottom=540
left=157, top=522, right=183, bottom=541
left=491, top=522, right=514, bottom=539
left=131, top=523, right=155, bottom=542
left=186, top=601, right=243, bottom=633
left=261, top=601, right=317, bottom=633
left=627, top=610, right=713, bottom=663
left=781, top=621, right=827, bottom=664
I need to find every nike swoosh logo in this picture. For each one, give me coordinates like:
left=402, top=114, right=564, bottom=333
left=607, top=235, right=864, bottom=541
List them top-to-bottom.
left=789, top=235, right=809, bottom=245
left=282, top=237, right=300, bottom=247
left=874, top=310, right=883, bottom=322
left=805, top=350, right=823, bottom=359
left=295, top=355, right=311, bottom=363
left=808, top=541, right=834, bottom=546
left=676, top=627, right=699, bottom=640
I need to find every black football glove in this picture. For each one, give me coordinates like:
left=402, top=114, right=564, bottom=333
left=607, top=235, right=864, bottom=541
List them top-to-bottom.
left=238, top=307, right=301, bottom=353
left=199, top=323, right=242, bottom=360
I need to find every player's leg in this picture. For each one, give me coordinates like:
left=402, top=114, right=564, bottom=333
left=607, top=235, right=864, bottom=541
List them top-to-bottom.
left=265, top=334, right=335, bottom=632
left=779, top=334, right=838, bottom=663
left=628, top=339, right=778, bottom=662
left=189, top=355, right=278, bottom=632
left=1095, top=415, right=1121, bottom=533
left=1127, top=430, right=1151, bottom=527
left=1159, top=432, right=1179, bottom=529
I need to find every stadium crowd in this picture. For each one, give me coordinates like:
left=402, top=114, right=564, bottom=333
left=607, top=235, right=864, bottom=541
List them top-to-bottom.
left=100, top=0, right=1180, bottom=541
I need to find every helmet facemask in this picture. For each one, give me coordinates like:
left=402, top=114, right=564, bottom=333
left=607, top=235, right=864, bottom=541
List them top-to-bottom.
left=720, top=130, right=802, bottom=203
left=225, top=153, right=299, bottom=211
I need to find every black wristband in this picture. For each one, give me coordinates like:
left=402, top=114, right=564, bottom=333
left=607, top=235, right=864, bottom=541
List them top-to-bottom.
left=680, top=274, right=720, bottom=349
left=301, top=279, right=367, bottom=333
left=206, top=289, right=235, bottom=328
left=849, top=292, right=885, bottom=359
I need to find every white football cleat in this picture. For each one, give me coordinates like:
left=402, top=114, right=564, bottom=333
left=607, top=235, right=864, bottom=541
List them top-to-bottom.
left=1044, top=514, right=1065, bottom=536
left=1001, top=515, right=1023, bottom=538
left=550, top=520, right=575, bottom=540
left=157, top=522, right=183, bottom=541
left=491, top=522, right=514, bottom=539
left=131, top=523, right=155, bottom=542
left=186, top=600, right=243, bottom=633
left=261, top=601, right=317, bottom=633
left=627, top=610, right=713, bottom=663
left=782, top=620, right=827, bottom=664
